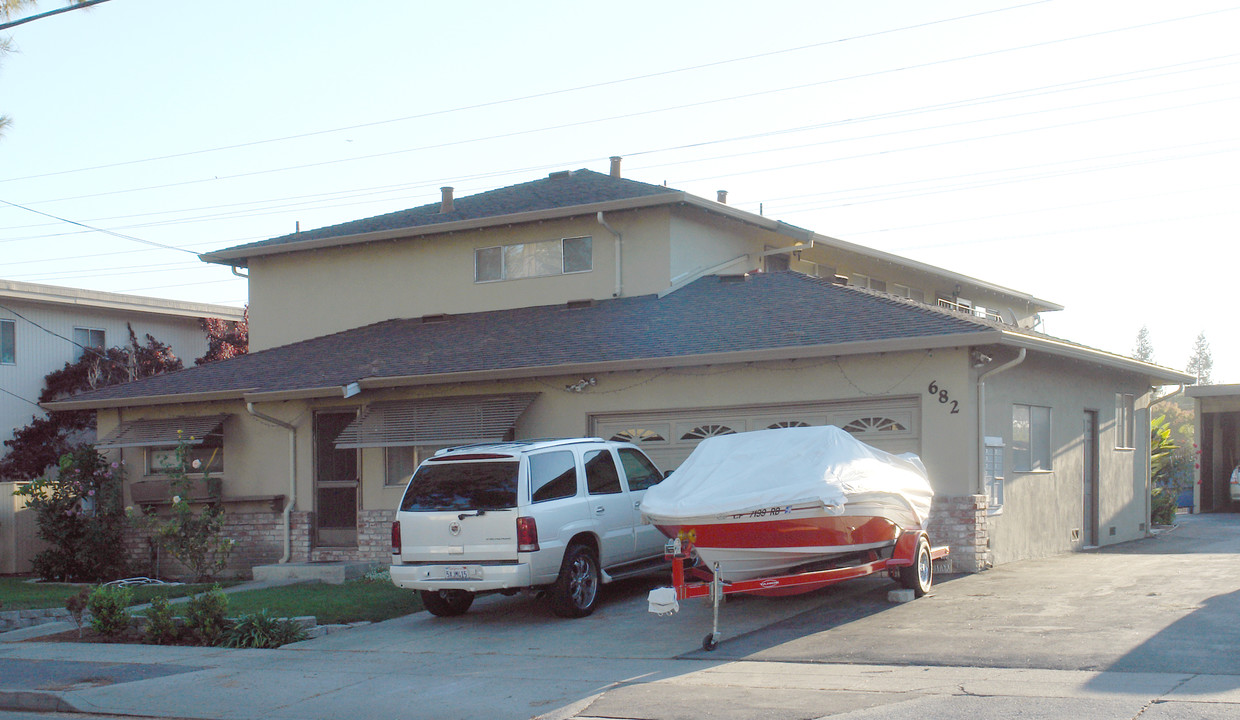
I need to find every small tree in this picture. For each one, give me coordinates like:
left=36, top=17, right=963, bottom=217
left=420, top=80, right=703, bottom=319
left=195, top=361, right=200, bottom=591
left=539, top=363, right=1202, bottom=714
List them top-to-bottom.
left=195, top=307, right=249, bottom=365
left=1133, top=325, right=1155, bottom=363
left=1186, top=332, right=1213, bottom=385
left=131, top=432, right=234, bottom=582
left=13, top=446, right=128, bottom=582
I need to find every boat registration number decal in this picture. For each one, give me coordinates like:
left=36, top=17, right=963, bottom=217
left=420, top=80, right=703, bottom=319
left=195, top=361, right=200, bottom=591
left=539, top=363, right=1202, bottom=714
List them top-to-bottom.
left=731, top=506, right=792, bottom=519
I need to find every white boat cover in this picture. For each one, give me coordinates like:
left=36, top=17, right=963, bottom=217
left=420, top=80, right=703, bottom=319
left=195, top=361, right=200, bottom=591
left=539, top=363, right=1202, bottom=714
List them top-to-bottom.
left=640, top=425, right=934, bottom=526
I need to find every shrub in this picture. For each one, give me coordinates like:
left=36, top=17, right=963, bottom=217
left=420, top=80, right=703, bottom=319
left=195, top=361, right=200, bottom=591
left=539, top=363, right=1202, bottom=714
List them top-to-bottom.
left=132, top=433, right=234, bottom=582
left=15, top=446, right=128, bottom=582
left=1152, top=486, right=1178, bottom=526
left=184, top=584, right=231, bottom=645
left=87, top=585, right=133, bottom=637
left=65, top=587, right=90, bottom=638
left=143, top=595, right=181, bottom=645
left=223, top=610, right=307, bottom=649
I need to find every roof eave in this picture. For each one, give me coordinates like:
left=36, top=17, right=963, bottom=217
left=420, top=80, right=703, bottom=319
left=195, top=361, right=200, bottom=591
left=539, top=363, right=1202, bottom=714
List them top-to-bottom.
left=354, top=331, right=998, bottom=392
left=997, top=332, right=1194, bottom=384
left=41, top=388, right=253, bottom=412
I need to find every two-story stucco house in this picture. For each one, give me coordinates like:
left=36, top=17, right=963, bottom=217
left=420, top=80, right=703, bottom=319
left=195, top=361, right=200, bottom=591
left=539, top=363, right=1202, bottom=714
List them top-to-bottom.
left=45, top=158, right=1191, bottom=577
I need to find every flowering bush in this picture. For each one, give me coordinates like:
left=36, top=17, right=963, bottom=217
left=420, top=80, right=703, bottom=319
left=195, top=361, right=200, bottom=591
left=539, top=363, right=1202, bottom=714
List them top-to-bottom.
left=130, top=431, right=234, bottom=582
left=14, top=446, right=128, bottom=582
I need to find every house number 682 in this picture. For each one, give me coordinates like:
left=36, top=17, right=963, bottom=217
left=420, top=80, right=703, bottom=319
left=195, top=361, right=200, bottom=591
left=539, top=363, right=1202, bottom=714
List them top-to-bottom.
left=927, top=381, right=960, bottom=414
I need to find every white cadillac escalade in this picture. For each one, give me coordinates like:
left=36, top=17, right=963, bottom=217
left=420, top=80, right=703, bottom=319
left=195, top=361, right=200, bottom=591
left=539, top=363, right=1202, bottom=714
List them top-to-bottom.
left=390, top=438, right=667, bottom=618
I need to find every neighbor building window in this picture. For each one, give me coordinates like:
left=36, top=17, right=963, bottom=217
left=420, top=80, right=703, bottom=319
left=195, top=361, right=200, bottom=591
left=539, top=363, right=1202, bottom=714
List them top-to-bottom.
left=474, top=236, right=592, bottom=282
left=892, top=284, right=926, bottom=303
left=0, top=319, right=13, bottom=364
left=73, top=327, right=106, bottom=360
left=1116, top=393, right=1136, bottom=450
left=1012, top=403, right=1052, bottom=472
left=145, top=432, right=224, bottom=476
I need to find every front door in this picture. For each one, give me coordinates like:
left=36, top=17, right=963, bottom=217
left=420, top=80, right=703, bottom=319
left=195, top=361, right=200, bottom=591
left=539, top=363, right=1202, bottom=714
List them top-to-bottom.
left=1083, top=410, right=1099, bottom=547
left=315, top=411, right=359, bottom=547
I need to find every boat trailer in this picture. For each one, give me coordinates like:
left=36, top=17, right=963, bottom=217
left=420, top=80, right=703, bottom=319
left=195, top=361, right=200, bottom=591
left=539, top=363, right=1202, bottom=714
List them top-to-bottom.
left=649, top=531, right=950, bottom=651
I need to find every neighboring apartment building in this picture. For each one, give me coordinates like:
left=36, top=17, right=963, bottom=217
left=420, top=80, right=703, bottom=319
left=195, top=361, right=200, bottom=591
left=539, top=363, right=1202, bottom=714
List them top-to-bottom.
left=46, top=158, right=1191, bottom=578
left=0, top=279, right=245, bottom=462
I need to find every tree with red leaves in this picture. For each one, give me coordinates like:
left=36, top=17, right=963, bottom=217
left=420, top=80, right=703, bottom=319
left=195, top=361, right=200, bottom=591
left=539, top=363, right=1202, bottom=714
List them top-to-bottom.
left=196, top=306, right=248, bottom=365
left=0, top=325, right=182, bottom=481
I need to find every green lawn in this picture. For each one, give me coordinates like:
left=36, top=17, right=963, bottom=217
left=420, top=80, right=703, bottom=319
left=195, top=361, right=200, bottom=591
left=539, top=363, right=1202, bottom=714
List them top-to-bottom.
left=0, top=576, right=421, bottom=624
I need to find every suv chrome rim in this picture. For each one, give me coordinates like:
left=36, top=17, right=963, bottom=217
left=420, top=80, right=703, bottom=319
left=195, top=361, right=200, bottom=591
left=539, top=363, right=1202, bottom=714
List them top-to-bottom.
left=568, top=555, right=598, bottom=608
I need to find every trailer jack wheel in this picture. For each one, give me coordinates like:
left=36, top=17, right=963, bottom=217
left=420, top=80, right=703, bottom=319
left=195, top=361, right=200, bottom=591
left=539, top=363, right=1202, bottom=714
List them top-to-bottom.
left=703, top=632, right=719, bottom=652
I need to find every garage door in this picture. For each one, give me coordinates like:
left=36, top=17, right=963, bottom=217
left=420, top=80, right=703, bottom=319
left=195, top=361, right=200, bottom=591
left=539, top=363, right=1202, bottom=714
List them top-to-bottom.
left=590, top=397, right=920, bottom=472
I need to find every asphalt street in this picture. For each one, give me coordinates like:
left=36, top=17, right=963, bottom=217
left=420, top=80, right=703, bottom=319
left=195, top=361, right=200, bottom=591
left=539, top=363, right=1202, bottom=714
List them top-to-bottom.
left=2, top=512, right=1240, bottom=719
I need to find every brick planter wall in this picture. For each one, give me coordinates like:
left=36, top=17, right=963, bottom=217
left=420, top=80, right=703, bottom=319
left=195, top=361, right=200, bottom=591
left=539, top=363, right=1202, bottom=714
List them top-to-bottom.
left=926, top=494, right=991, bottom=573
left=122, top=510, right=312, bottom=580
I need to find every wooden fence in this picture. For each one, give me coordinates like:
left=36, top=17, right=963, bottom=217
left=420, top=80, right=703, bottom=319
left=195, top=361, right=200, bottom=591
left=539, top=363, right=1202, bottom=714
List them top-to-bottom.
left=0, top=481, right=45, bottom=575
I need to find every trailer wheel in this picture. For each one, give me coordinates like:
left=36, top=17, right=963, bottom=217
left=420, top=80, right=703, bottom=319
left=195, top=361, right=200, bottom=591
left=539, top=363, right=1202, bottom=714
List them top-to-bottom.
left=899, top=535, right=933, bottom=597
left=702, top=633, right=719, bottom=652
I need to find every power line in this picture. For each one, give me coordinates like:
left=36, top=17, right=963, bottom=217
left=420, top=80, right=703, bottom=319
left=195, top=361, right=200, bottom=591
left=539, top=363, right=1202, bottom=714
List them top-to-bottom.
left=0, top=0, right=111, bottom=31
left=0, top=1, right=1054, bottom=185
left=14, top=5, right=1237, bottom=209
left=0, top=199, right=201, bottom=256
left=0, top=385, right=42, bottom=410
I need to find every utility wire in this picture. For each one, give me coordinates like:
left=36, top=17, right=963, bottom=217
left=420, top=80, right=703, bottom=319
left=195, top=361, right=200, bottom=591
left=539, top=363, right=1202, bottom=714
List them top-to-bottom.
left=0, top=0, right=1053, bottom=185
left=0, top=0, right=110, bottom=31
left=13, top=5, right=1237, bottom=208
left=0, top=199, right=201, bottom=256
left=0, top=385, right=42, bottom=410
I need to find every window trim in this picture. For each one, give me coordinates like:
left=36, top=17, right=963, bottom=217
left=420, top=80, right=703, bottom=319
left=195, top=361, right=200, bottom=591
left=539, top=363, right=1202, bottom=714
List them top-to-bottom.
left=474, top=236, right=593, bottom=283
left=0, top=318, right=13, bottom=365
left=1115, top=393, right=1136, bottom=450
left=1012, top=403, right=1052, bottom=472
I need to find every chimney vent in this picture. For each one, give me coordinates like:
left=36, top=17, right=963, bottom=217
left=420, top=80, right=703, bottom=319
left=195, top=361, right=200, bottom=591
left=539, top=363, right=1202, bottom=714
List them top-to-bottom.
left=610, top=156, right=622, bottom=178
left=440, top=187, right=454, bottom=214
left=717, top=190, right=728, bottom=204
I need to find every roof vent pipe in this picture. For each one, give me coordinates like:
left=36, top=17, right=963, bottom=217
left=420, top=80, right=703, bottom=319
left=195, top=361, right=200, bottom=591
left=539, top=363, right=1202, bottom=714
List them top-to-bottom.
left=610, top=156, right=622, bottom=178
left=440, top=187, right=454, bottom=213
left=717, top=190, right=728, bottom=204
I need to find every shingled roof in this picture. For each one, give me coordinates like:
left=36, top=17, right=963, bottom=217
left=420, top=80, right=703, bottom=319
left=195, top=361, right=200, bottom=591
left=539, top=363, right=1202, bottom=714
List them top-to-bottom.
left=204, top=169, right=681, bottom=263
left=46, top=273, right=1004, bottom=410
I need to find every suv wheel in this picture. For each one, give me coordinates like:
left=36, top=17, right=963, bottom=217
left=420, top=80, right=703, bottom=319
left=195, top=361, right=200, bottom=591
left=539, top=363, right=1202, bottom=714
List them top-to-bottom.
left=549, top=543, right=600, bottom=618
left=419, top=589, right=475, bottom=617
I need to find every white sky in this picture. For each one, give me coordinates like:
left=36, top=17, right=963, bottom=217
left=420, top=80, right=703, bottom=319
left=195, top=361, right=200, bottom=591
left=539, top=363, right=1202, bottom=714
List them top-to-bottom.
left=1, top=0, right=1235, bottom=382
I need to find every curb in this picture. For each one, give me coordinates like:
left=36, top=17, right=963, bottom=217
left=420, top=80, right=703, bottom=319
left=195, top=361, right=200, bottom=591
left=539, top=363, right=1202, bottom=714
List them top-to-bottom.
left=0, top=690, right=78, bottom=714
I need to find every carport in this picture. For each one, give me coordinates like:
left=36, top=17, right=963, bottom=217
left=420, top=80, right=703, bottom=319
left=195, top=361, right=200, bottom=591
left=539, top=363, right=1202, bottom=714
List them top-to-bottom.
left=1189, top=384, right=1240, bottom=512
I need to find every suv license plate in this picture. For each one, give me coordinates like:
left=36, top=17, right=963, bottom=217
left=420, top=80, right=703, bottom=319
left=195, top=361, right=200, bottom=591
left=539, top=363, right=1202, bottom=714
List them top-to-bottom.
left=442, top=565, right=482, bottom=580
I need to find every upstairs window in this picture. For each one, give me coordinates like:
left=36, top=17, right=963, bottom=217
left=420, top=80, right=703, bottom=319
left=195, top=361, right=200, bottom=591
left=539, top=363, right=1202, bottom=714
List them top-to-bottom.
left=475, top=236, right=592, bottom=282
left=892, top=284, right=926, bottom=303
left=0, top=319, right=13, bottom=364
left=73, top=327, right=106, bottom=360
left=1013, top=403, right=1052, bottom=472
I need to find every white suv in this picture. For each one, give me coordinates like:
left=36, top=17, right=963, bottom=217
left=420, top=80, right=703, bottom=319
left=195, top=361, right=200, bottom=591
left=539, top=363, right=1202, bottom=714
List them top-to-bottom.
left=390, top=438, right=667, bottom=618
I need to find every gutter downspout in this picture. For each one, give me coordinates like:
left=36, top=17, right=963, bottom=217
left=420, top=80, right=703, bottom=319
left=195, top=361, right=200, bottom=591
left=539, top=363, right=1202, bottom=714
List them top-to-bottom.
left=597, top=212, right=622, bottom=298
left=230, top=265, right=249, bottom=279
left=977, top=348, right=1027, bottom=495
left=1151, top=384, right=1185, bottom=406
left=246, top=403, right=296, bottom=564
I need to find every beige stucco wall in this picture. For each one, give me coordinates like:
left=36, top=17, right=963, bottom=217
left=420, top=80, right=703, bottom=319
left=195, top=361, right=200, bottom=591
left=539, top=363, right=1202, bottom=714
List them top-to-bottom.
left=248, top=210, right=679, bottom=352
left=982, top=352, right=1150, bottom=565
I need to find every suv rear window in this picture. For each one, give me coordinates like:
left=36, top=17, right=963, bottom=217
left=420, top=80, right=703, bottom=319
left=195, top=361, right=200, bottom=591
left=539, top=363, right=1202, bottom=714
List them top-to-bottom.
left=400, top=461, right=519, bottom=511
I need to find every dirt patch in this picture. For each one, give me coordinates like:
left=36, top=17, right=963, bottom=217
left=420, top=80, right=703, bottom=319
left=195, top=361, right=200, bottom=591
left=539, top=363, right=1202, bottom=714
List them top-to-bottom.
left=26, top=626, right=199, bottom=646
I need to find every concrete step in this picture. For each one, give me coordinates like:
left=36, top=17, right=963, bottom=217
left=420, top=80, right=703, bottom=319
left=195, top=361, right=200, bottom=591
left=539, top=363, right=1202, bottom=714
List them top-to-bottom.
left=251, top=562, right=375, bottom=585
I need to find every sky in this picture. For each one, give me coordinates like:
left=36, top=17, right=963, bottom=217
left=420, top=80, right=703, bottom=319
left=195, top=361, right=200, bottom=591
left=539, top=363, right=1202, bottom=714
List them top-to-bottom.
left=0, top=0, right=1236, bottom=383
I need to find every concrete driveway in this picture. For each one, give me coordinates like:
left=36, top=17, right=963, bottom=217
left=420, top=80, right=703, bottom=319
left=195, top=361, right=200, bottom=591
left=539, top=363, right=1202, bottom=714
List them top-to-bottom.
left=3, top=512, right=1240, bottom=720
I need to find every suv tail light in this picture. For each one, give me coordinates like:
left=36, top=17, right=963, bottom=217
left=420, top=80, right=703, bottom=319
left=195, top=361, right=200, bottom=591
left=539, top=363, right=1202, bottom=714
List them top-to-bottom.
left=516, top=516, right=539, bottom=552
left=391, top=521, right=401, bottom=556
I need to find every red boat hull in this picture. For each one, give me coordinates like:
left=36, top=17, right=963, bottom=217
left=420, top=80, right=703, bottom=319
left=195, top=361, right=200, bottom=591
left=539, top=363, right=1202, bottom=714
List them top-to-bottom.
left=653, top=510, right=902, bottom=581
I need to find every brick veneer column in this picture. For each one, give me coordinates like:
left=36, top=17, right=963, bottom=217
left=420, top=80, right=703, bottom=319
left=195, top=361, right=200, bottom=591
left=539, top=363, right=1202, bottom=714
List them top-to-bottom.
left=925, top=494, right=991, bottom=573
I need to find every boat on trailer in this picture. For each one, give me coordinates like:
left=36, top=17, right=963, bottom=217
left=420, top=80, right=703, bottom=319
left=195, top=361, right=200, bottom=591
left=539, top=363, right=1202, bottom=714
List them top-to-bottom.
left=640, top=425, right=947, bottom=650
left=640, top=425, right=935, bottom=582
